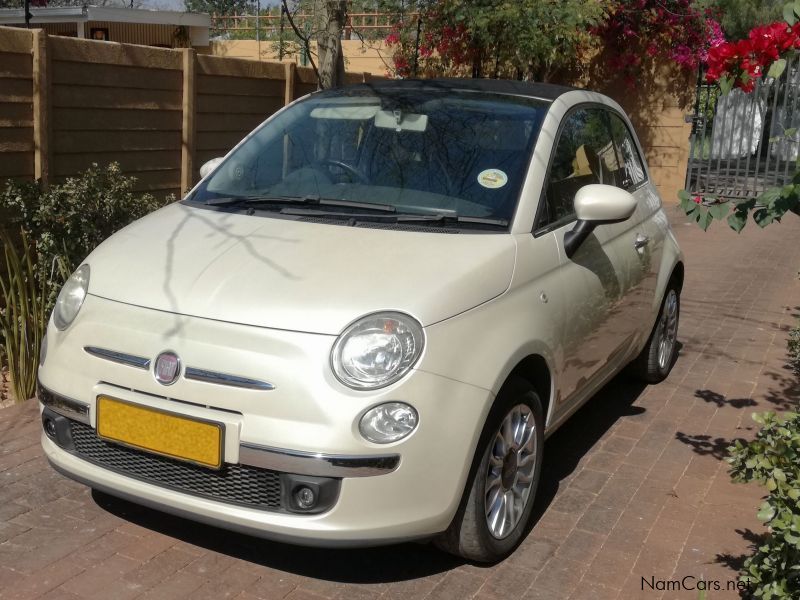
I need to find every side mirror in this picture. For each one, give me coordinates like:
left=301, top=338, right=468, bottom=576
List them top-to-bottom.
left=199, top=157, right=224, bottom=179
left=564, top=184, right=637, bottom=259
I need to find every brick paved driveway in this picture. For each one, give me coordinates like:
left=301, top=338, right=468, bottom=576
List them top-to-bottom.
left=1, top=211, right=799, bottom=600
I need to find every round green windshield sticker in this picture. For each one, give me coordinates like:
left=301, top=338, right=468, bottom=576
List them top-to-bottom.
left=477, top=169, right=508, bottom=189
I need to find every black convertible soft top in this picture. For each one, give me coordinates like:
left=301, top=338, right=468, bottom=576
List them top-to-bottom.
left=350, top=78, right=581, bottom=101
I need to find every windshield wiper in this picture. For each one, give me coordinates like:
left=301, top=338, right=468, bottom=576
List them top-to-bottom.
left=205, top=194, right=396, bottom=213
left=278, top=208, right=508, bottom=228
left=394, top=214, right=509, bottom=228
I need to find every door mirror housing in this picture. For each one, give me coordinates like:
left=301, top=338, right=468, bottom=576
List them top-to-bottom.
left=199, top=157, right=224, bottom=179
left=564, top=184, right=637, bottom=259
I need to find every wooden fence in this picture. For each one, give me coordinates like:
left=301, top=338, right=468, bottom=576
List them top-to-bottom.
left=0, top=26, right=373, bottom=198
left=1, top=26, right=694, bottom=204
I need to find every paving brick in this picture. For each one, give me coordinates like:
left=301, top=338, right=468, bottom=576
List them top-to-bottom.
left=601, top=436, right=637, bottom=456
left=584, top=451, right=626, bottom=474
left=570, top=469, right=610, bottom=494
left=549, top=486, right=596, bottom=514
left=575, top=504, right=623, bottom=535
left=555, top=529, right=605, bottom=564
left=71, top=530, right=142, bottom=568
left=118, top=533, right=177, bottom=562
left=505, top=538, right=557, bottom=572
left=122, top=547, right=196, bottom=591
left=584, top=547, right=635, bottom=589
left=60, top=553, right=141, bottom=597
left=3, top=556, right=84, bottom=600
left=528, top=557, right=588, bottom=599
left=185, top=563, right=262, bottom=600
left=0, top=566, right=27, bottom=592
left=138, top=569, right=207, bottom=600
left=244, top=572, right=301, bottom=600
left=378, top=574, right=445, bottom=600
left=570, top=581, right=619, bottom=600
left=283, top=589, right=329, bottom=600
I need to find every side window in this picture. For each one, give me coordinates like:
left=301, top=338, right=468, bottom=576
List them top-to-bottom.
left=543, top=108, right=618, bottom=226
left=607, top=112, right=646, bottom=190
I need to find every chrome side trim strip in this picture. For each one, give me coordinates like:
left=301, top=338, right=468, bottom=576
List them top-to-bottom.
left=84, top=346, right=150, bottom=370
left=185, top=368, right=275, bottom=391
left=37, top=383, right=90, bottom=425
left=239, top=443, right=400, bottom=478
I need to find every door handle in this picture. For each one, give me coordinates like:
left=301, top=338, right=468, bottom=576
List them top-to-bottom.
left=634, top=234, right=649, bottom=250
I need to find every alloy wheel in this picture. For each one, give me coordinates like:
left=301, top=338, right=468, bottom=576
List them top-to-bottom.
left=657, top=289, right=679, bottom=371
left=484, top=404, right=537, bottom=539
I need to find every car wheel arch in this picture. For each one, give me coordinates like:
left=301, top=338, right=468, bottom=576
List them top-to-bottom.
left=670, top=261, right=684, bottom=292
left=505, top=355, right=553, bottom=429
left=440, top=359, right=552, bottom=551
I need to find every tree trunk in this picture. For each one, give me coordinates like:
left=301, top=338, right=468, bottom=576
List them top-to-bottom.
left=315, top=0, right=347, bottom=90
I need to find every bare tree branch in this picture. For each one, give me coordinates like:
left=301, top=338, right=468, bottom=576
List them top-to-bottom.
left=281, top=0, right=320, bottom=82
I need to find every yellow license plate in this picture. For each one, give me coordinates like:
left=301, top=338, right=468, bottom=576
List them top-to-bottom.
left=96, top=396, right=223, bottom=469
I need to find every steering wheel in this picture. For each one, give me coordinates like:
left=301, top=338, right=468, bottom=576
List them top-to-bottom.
left=313, top=159, right=369, bottom=184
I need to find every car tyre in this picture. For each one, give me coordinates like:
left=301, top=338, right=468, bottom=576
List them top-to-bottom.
left=630, top=279, right=680, bottom=383
left=435, top=376, right=544, bottom=563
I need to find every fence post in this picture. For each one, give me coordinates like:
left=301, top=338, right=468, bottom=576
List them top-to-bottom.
left=32, top=29, right=51, bottom=190
left=181, top=48, right=196, bottom=196
left=284, top=61, right=296, bottom=105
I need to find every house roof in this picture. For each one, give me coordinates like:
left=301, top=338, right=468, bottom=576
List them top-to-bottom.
left=0, top=6, right=210, bottom=27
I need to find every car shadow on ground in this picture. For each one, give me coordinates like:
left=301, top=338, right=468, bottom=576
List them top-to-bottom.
left=92, top=373, right=649, bottom=583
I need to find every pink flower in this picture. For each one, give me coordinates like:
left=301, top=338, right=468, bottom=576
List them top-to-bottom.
left=693, top=196, right=703, bottom=204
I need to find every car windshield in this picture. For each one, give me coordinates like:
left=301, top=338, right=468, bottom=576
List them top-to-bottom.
left=188, top=86, right=550, bottom=223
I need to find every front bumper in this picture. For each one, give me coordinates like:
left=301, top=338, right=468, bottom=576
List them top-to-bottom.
left=38, top=294, right=494, bottom=544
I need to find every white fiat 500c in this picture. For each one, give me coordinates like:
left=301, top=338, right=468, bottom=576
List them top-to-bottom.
left=39, top=79, right=683, bottom=562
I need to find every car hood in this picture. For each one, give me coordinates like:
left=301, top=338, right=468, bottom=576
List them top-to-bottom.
left=85, top=203, right=517, bottom=335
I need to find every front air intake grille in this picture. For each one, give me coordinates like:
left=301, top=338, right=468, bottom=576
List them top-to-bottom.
left=69, top=420, right=284, bottom=511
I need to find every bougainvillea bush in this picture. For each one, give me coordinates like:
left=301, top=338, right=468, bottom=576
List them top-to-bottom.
left=385, top=0, right=722, bottom=85
left=385, top=0, right=605, bottom=81
left=595, top=0, right=724, bottom=86
left=680, top=4, right=800, bottom=231
left=706, top=20, right=800, bottom=93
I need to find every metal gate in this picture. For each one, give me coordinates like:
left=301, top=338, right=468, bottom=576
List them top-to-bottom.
left=685, top=61, right=800, bottom=200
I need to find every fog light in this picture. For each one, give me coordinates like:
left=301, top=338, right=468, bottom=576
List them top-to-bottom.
left=359, top=402, right=418, bottom=444
left=43, top=417, right=57, bottom=438
left=294, top=486, right=316, bottom=509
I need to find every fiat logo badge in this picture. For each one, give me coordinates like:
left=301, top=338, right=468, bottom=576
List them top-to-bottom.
left=154, top=351, right=181, bottom=385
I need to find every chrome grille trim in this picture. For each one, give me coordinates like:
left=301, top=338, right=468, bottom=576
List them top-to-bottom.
left=84, top=346, right=150, bottom=370
left=84, top=346, right=274, bottom=391
left=185, top=368, right=275, bottom=391
left=38, top=384, right=90, bottom=424
left=239, top=442, right=400, bottom=478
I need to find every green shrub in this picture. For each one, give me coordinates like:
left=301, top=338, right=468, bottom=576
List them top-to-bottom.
left=0, top=163, right=167, bottom=289
left=0, top=163, right=168, bottom=401
left=0, top=231, right=61, bottom=402
left=789, top=323, right=800, bottom=376
left=728, top=412, right=800, bottom=598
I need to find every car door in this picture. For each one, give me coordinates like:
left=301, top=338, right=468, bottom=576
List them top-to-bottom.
left=535, top=106, right=643, bottom=410
left=606, top=111, right=665, bottom=339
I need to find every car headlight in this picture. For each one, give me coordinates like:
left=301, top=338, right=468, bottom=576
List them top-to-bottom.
left=53, top=264, right=90, bottom=330
left=331, top=312, right=424, bottom=389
